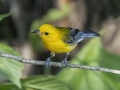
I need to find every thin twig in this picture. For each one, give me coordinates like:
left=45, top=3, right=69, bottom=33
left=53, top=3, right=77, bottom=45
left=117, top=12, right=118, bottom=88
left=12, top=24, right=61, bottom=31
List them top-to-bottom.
left=0, top=52, right=120, bottom=74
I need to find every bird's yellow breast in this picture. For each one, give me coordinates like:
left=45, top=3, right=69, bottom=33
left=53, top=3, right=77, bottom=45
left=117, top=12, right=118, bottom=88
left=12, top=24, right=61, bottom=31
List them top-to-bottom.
left=42, top=38, right=76, bottom=53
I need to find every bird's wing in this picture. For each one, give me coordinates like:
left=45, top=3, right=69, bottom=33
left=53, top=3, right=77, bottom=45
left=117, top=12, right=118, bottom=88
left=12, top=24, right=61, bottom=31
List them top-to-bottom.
left=55, top=27, right=75, bottom=44
left=69, top=27, right=100, bottom=43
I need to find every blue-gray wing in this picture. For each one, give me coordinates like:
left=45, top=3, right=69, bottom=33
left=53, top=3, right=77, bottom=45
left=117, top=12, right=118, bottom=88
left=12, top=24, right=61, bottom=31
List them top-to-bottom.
left=69, top=27, right=100, bottom=43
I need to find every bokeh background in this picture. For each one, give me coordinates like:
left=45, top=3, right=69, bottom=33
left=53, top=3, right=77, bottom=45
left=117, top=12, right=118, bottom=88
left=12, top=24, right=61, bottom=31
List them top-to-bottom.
left=0, top=0, right=120, bottom=90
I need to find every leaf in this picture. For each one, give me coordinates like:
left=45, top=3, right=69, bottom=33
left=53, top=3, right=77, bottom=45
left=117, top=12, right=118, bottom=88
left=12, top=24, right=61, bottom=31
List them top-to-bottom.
left=0, top=12, right=12, bottom=21
left=57, top=38, right=120, bottom=90
left=0, top=43, right=24, bottom=88
left=0, top=75, right=69, bottom=90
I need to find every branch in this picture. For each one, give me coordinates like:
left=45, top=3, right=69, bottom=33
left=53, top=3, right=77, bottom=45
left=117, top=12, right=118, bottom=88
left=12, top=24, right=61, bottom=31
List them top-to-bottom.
left=0, top=52, right=120, bottom=74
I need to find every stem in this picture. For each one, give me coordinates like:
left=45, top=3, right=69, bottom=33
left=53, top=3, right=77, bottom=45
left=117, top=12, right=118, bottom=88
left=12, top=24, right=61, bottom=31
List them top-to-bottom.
left=0, top=52, right=120, bottom=74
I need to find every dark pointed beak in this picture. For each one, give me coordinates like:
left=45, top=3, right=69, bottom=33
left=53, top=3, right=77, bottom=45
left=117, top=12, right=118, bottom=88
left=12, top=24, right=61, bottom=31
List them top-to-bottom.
left=31, top=30, right=41, bottom=34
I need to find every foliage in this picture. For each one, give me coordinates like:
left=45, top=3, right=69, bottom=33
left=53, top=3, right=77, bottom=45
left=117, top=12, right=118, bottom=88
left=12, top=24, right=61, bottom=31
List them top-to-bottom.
left=31, top=4, right=70, bottom=30
left=1, top=6, right=120, bottom=90
left=0, top=12, right=12, bottom=21
left=57, top=37, right=120, bottom=90
left=0, top=43, right=24, bottom=88
left=0, top=75, right=69, bottom=90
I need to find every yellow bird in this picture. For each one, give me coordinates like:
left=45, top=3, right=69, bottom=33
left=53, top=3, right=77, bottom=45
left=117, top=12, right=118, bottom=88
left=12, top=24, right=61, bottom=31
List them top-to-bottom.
left=31, top=24, right=100, bottom=67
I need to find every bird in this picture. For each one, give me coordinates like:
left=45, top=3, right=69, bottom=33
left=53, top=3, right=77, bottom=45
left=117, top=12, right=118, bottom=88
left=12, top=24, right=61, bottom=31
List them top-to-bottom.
left=31, top=24, right=100, bottom=68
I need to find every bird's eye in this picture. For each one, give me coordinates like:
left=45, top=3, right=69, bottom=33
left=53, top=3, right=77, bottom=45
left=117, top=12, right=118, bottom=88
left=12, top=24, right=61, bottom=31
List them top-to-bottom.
left=45, top=32, right=49, bottom=35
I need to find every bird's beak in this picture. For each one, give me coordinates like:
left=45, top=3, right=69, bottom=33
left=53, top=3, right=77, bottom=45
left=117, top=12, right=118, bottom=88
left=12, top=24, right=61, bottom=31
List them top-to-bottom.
left=31, top=30, right=41, bottom=34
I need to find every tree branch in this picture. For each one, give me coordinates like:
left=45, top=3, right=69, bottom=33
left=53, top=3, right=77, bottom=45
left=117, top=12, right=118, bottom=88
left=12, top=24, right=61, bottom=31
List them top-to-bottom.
left=0, top=52, right=120, bottom=74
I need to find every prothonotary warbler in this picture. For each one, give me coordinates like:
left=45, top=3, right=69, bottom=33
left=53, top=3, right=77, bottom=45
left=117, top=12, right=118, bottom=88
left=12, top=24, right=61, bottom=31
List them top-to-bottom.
left=31, top=24, right=100, bottom=67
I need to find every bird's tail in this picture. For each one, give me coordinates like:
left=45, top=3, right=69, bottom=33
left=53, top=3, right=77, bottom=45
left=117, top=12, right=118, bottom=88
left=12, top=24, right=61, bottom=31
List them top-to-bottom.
left=74, top=30, right=100, bottom=43
left=81, top=30, right=100, bottom=38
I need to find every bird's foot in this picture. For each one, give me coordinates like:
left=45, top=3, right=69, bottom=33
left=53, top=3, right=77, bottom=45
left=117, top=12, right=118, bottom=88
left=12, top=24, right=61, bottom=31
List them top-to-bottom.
left=45, top=58, right=51, bottom=68
left=61, top=59, right=68, bottom=68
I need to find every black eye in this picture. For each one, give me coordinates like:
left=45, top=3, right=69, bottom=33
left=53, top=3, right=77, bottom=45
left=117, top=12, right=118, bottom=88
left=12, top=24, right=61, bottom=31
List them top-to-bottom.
left=45, top=32, right=49, bottom=35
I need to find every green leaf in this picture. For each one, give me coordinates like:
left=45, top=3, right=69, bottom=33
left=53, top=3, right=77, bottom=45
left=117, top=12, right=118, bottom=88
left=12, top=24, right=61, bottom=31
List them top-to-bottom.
left=0, top=12, right=12, bottom=21
left=57, top=38, right=120, bottom=90
left=0, top=43, right=24, bottom=88
left=0, top=75, right=69, bottom=90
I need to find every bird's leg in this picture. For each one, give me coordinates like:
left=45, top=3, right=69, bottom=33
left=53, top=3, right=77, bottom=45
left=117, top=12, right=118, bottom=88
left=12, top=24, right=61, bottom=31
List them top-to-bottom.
left=45, top=52, right=55, bottom=68
left=61, top=53, right=69, bottom=67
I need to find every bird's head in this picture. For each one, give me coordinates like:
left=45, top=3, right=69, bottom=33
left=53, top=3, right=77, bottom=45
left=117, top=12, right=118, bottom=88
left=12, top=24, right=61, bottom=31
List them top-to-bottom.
left=31, top=24, right=59, bottom=41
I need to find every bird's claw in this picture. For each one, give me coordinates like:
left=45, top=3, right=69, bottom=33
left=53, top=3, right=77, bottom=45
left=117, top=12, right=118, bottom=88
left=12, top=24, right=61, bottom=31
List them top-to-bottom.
left=45, top=58, right=51, bottom=68
left=61, top=59, right=68, bottom=68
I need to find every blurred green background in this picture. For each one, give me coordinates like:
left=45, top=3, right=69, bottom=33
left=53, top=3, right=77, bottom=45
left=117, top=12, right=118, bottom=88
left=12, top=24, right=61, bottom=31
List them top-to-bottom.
left=0, top=0, right=120, bottom=90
